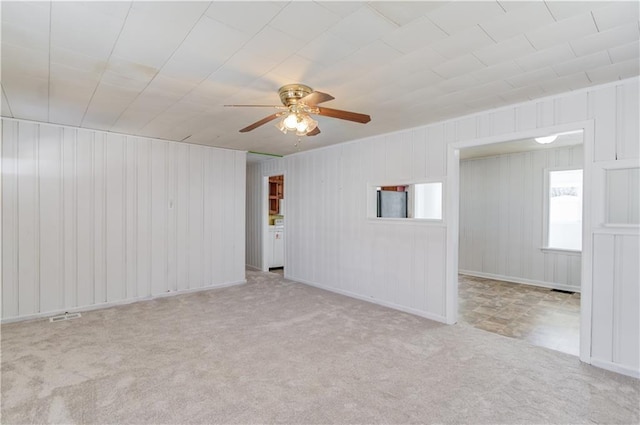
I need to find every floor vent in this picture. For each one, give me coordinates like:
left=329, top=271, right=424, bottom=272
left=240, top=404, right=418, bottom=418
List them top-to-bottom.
left=551, top=289, right=575, bottom=295
left=49, top=312, right=81, bottom=323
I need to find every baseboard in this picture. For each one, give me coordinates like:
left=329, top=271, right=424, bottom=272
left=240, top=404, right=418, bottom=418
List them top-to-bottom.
left=245, top=264, right=262, bottom=271
left=459, top=270, right=581, bottom=293
left=286, top=275, right=447, bottom=324
left=0, top=279, right=246, bottom=324
left=590, top=358, right=640, bottom=379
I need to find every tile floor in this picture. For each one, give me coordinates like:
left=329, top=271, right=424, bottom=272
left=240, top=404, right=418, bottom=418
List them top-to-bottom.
left=458, top=274, right=580, bottom=356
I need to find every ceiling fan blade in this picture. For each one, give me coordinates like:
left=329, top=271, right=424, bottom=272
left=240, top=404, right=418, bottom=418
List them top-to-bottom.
left=300, top=91, right=334, bottom=105
left=225, top=104, right=285, bottom=109
left=315, top=107, right=371, bottom=124
left=239, top=113, right=281, bottom=133
left=306, top=126, right=321, bottom=136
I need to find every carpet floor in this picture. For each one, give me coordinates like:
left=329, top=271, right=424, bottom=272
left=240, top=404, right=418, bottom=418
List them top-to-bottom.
left=2, top=271, right=638, bottom=424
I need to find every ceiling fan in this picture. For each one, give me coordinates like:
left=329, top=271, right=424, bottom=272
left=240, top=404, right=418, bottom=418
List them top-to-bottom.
left=224, top=84, right=371, bottom=137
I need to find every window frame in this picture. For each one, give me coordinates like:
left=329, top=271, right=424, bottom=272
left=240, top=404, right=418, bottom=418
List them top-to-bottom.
left=542, top=166, right=583, bottom=253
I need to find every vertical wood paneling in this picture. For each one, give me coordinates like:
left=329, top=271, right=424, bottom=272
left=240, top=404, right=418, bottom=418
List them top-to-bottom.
left=617, top=81, right=640, bottom=160
left=591, top=86, right=617, bottom=161
left=556, top=92, right=588, bottom=125
left=515, top=103, right=537, bottom=131
left=2, top=118, right=245, bottom=320
left=2, top=120, right=19, bottom=318
left=17, top=121, right=38, bottom=315
left=38, top=125, right=63, bottom=313
left=426, top=125, right=446, bottom=177
left=62, top=128, right=77, bottom=308
left=76, top=130, right=95, bottom=307
left=93, top=133, right=106, bottom=304
left=105, top=134, right=125, bottom=302
left=125, top=137, right=138, bottom=298
left=136, top=138, right=152, bottom=298
left=150, top=141, right=168, bottom=295
left=175, top=143, right=189, bottom=290
left=188, top=145, right=204, bottom=288
left=459, top=145, right=583, bottom=290
left=202, top=148, right=213, bottom=285
left=210, top=149, right=226, bottom=281
left=220, top=150, right=235, bottom=283
left=233, top=151, right=247, bottom=277
left=592, top=234, right=615, bottom=360
left=616, top=235, right=640, bottom=368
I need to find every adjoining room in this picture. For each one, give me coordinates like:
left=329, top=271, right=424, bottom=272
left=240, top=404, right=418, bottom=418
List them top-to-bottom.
left=457, top=131, right=584, bottom=356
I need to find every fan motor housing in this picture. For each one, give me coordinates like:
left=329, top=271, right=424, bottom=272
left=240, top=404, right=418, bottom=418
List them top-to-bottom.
left=278, top=84, right=313, bottom=107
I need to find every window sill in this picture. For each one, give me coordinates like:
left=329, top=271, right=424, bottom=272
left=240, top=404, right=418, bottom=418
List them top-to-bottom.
left=541, top=247, right=582, bottom=255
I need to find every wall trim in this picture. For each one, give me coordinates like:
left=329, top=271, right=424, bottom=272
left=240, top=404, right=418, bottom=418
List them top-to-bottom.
left=245, top=264, right=261, bottom=271
left=459, top=270, right=581, bottom=293
left=287, top=275, right=447, bottom=324
left=0, top=279, right=246, bottom=324
left=590, top=358, right=640, bottom=379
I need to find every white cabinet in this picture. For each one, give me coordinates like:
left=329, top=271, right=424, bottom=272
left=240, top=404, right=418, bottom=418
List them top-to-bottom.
left=268, top=226, right=284, bottom=268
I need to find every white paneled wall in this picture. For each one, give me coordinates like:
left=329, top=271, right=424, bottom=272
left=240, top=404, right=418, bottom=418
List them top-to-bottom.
left=245, top=77, right=639, bottom=376
left=2, top=118, right=246, bottom=321
left=284, top=130, right=448, bottom=322
left=459, top=145, right=583, bottom=292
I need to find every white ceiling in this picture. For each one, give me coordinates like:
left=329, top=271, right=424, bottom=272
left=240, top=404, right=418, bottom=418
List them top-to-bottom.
left=1, top=1, right=638, bottom=156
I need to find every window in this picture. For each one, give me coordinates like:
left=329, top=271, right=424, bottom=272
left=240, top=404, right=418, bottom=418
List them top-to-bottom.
left=546, top=169, right=583, bottom=251
left=372, top=182, right=443, bottom=220
left=412, top=182, right=443, bottom=220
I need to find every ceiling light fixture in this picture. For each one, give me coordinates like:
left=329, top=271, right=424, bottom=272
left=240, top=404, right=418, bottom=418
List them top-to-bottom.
left=276, top=111, right=317, bottom=136
left=534, top=129, right=583, bottom=144
left=535, top=135, right=558, bottom=144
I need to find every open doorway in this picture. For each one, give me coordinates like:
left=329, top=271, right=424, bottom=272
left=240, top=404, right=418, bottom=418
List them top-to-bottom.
left=448, top=126, right=591, bottom=358
left=264, top=174, right=285, bottom=275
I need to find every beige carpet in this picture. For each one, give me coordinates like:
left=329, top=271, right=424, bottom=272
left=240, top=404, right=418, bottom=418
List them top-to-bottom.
left=2, top=271, right=638, bottom=424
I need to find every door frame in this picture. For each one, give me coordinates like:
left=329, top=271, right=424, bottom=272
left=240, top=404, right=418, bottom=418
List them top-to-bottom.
left=445, top=120, right=594, bottom=363
left=261, top=173, right=285, bottom=272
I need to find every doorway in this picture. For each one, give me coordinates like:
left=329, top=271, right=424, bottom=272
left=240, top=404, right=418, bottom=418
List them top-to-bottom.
left=446, top=122, right=594, bottom=362
left=263, top=174, right=285, bottom=275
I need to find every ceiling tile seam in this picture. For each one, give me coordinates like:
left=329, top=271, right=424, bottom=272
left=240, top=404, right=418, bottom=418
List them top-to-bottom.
left=47, top=1, right=52, bottom=122
left=79, top=1, right=133, bottom=128
left=542, top=1, right=558, bottom=22
left=110, top=2, right=214, bottom=130
left=133, top=3, right=293, bottom=134
left=365, top=3, right=401, bottom=28
left=590, top=11, right=601, bottom=33
left=425, top=15, right=450, bottom=37
left=477, top=24, right=497, bottom=44
left=522, top=34, right=537, bottom=51
left=378, top=39, right=404, bottom=56
left=566, top=41, right=579, bottom=59
left=605, top=48, right=615, bottom=67
left=471, top=52, right=488, bottom=68
left=584, top=71, right=593, bottom=84
left=1, top=84, right=15, bottom=117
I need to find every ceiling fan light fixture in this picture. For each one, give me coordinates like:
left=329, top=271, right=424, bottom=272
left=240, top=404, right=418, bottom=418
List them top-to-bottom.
left=283, top=113, right=299, bottom=130
left=297, top=114, right=317, bottom=133
left=535, top=135, right=558, bottom=144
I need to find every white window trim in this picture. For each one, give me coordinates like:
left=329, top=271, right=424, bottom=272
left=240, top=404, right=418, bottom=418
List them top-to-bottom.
left=542, top=166, right=583, bottom=252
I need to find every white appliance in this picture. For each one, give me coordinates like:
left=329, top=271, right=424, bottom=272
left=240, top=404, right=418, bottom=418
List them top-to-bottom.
left=268, top=224, right=284, bottom=268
